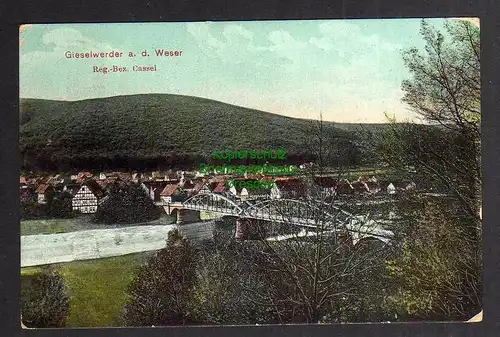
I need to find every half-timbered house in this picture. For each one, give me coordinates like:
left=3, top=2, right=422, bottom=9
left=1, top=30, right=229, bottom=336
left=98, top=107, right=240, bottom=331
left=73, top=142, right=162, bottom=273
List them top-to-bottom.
left=72, top=179, right=106, bottom=214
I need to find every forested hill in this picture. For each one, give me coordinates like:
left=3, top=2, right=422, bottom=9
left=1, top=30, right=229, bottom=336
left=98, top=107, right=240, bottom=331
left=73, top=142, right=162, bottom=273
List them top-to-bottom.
left=19, top=94, right=364, bottom=171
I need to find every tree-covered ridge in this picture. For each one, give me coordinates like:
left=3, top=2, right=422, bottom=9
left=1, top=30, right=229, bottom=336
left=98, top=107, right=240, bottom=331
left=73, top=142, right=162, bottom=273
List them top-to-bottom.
left=20, top=94, right=364, bottom=171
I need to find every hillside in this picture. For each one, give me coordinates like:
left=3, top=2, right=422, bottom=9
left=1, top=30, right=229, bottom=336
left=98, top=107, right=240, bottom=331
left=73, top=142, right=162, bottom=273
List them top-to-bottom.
left=20, top=94, right=361, bottom=171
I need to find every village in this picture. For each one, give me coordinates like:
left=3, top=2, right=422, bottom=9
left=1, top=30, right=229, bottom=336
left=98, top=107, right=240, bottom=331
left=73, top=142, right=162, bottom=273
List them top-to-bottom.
left=20, top=164, right=417, bottom=216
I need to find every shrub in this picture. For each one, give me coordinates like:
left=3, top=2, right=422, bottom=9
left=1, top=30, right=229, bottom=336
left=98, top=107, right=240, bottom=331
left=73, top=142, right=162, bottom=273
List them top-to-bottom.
left=93, top=182, right=162, bottom=224
left=21, top=267, right=70, bottom=328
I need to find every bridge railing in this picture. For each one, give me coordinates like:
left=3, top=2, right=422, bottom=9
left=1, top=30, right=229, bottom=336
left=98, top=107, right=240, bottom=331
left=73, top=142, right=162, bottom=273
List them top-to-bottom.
left=178, top=192, right=394, bottom=240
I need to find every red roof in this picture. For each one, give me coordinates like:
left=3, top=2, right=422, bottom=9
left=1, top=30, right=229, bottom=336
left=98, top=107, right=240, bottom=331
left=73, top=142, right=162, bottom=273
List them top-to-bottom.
left=77, top=172, right=92, bottom=178
left=77, top=172, right=93, bottom=183
left=313, top=176, right=338, bottom=188
left=20, top=177, right=27, bottom=184
left=83, top=179, right=106, bottom=198
left=275, top=179, right=307, bottom=198
left=181, top=180, right=195, bottom=190
left=193, top=181, right=205, bottom=194
left=212, top=181, right=226, bottom=193
left=160, top=183, right=179, bottom=196
left=36, top=184, right=50, bottom=194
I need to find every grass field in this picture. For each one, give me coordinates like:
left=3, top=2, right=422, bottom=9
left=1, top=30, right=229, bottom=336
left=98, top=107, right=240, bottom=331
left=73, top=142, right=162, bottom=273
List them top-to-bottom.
left=21, top=214, right=175, bottom=236
left=21, top=252, right=153, bottom=327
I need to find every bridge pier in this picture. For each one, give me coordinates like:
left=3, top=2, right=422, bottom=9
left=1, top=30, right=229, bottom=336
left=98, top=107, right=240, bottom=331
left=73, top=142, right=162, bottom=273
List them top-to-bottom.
left=176, top=209, right=201, bottom=225
left=235, top=218, right=251, bottom=241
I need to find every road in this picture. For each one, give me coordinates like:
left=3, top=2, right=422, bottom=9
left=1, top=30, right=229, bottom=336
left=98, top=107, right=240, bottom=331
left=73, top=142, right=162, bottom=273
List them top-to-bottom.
left=21, top=221, right=218, bottom=267
left=21, top=225, right=176, bottom=267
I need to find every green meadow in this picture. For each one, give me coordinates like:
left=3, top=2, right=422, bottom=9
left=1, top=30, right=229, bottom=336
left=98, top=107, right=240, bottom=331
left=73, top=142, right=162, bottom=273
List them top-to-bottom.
left=21, top=214, right=175, bottom=236
left=21, top=252, right=153, bottom=327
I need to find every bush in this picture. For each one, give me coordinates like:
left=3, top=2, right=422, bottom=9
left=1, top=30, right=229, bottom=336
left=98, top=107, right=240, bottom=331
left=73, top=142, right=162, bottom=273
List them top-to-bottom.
left=93, top=182, right=162, bottom=224
left=21, top=191, right=75, bottom=220
left=47, top=191, right=74, bottom=218
left=385, top=198, right=482, bottom=321
left=21, top=267, right=70, bottom=328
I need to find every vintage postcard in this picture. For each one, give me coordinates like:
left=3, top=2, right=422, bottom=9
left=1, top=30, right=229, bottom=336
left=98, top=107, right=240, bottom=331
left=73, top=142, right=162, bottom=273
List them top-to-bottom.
left=19, top=18, right=481, bottom=328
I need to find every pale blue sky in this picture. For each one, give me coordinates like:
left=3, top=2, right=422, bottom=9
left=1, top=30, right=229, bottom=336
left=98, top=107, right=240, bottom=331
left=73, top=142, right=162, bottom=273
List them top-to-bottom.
left=20, top=19, right=454, bottom=123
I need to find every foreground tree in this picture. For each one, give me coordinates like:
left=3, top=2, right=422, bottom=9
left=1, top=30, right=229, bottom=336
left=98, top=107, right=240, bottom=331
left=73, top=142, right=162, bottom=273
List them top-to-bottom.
left=378, top=19, right=482, bottom=320
left=382, top=19, right=481, bottom=227
left=230, top=118, right=397, bottom=324
left=245, top=202, right=394, bottom=323
left=117, top=229, right=198, bottom=326
left=189, top=235, right=274, bottom=324
left=21, top=267, right=70, bottom=328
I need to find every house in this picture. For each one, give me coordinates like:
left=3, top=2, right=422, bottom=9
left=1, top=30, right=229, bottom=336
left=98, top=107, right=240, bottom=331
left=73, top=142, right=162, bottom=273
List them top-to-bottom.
left=299, top=162, right=314, bottom=170
left=165, top=170, right=178, bottom=181
left=151, top=171, right=166, bottom=181
left=76, top=172, right=93, bottom=183
left=117, top=172, right=132, bottom=182
left=140, top=172, right=152, bottom=181
left=313, top=176, right=338, bottom=196
left=20, top=177, right=27, bottom=189
left=225, top=178, right=272, bottom=200
left=271, top=178, right=307, bottom=199
left=72, top=179, right=106, bottom=214
left=180, top=179, right=195, bottom=192
left=211, top=180, right=227, bottom=194
left=335, top=180, right=354, bottom=196
left=143, top=181, right=169, bottom=202
left=191, top=181, right=205, bottom=196
left=351, top=181, right=370, bottom=194
left=365, top=181, right=381, bottom=194
left=386, top=181, right=416, bottom=195
left=399, top=181, right=416, bottom=191
left=198, top=182, right=213, bottom=194
left=160, top=183, right=180, bottom=204
left=387, top=183, right=396, bottom=195
left=35, top=184, right=55, bottom=204
left=231, top=186, right=247, bottom=200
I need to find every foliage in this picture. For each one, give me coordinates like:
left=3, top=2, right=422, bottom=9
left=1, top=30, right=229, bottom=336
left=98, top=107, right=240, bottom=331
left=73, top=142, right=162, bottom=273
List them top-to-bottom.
left=378, top=19, right=482, bottom=321
left=396, top=19, right=481, bottom=223
left=300, top=113, right=363, bottom=170
left=93, top=182, right=162, bottom=224
left=21, top=190, right=75, bottom=220
left=47, top=191, right=74, bottom=218
left=385, top=198, right=481, bottom=320
left=20, top=200, right=45, bottom=219
left=117, top=229, right=199, bottom=326
left=189, top=242, right=275, bottom=324
left=21, top=266, right=70, bottom=328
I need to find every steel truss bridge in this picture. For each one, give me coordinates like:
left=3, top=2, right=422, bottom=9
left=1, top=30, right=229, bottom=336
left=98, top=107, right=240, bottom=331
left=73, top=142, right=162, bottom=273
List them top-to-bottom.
left=181, top=192, right=394, bottom=243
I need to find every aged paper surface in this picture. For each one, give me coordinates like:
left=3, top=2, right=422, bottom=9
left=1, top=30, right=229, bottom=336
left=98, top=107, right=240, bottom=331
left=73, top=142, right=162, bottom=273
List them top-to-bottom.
left=19, top=19, right=481, bottom=327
